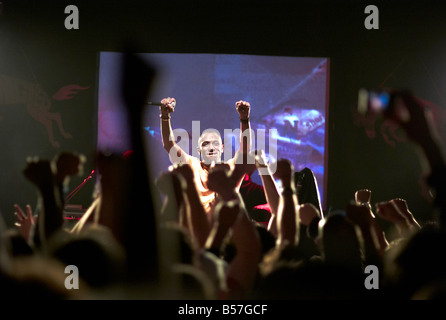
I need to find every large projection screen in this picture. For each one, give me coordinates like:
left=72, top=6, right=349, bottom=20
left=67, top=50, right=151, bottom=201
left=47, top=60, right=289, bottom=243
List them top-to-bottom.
left=97, top=53, right=329, bottom=209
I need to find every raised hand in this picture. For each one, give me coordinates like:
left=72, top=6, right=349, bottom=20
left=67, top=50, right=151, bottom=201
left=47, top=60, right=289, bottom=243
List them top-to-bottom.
left=387, top=90, right=437, bottom=145
left=387, top=90, right=445, bottom=177
left=160, top=97, right=176, bottom=117
left=235, top=100, right=250, bottom=120
left=233, top=149, right=269, bottom=176
left=254, top=149, right=269, bottom=168
left=54, top=152, right=86, bottom=185
left=22, top=157, right=65, bottom=249
left=23, top=158, right=55, bottom=188
left=273, top=158, right=294, bottom=188
left=273, top=158, right=299, bottom=247
left=169, top=162, right=195, bottom=186
left=207, top=163, right=237, bottom=201
left=355, top=189, right=372, bottom=206
left=375, top=198, right=420, bottom=236
left=392, top=198, right=420, bottom=227
left=375, top=200, right=407, bottom=225
left=298, top=203, right=321, bottom=226
left=14, top=204, right=36, bottom=243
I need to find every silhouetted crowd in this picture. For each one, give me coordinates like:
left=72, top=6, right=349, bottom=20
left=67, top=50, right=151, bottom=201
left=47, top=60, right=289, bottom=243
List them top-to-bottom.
left=2, top=55, right=446, bottom=300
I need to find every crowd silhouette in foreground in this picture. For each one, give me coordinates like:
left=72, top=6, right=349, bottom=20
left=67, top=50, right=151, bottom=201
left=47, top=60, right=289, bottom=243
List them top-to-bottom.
left=1, top=53, right=446, bottom=300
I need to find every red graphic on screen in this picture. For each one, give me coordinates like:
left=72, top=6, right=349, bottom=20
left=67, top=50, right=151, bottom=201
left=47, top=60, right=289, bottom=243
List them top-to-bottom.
left=0, top=75, right=90, bottom=147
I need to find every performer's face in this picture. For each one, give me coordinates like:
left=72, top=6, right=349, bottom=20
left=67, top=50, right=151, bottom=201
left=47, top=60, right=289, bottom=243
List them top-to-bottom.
left=199, top=132, right=223, bottom=165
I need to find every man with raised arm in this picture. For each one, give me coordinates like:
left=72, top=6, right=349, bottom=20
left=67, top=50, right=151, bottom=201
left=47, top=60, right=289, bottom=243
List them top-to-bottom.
left=159, top=97, right=251, bottom=214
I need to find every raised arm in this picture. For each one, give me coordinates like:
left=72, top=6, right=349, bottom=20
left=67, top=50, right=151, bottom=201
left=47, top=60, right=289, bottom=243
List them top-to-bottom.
left=386, top=90, right=446, bottom=227
left=387, top=90, right=445, bottom=171
left=160, top=97, right=188, bottom=164
left=235, top=100, right=251, bottom=154
left=255, top=150, right=281, bottom=236
left=22, top=158, right=65, bottom=251
left=273, top=159, right=300, bottom=247
left=171, top=163, right=211, bottom=248
left=206, top=163, right=261, bottom=299
left=205, top=164, right=241, bottom=254
left=156, top=169, right=189, bottom=229
left=354, top=189, right=389, bottom=254
left=375, top=198, right=420, bottom=239
left=226, top=201, right=262, bottom=299
left=345, top=202, right=382, bottom=267
left=13, top=204, right=36, bottom=246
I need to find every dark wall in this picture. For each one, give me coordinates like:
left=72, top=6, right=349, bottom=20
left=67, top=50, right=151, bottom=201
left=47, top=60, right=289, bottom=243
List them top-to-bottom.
left=1, top=0, right=445, bottom=228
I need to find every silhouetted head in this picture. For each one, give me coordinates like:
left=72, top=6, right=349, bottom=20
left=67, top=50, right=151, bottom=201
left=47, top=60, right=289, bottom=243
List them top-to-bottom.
left=319, top=211, right=362, bottom=271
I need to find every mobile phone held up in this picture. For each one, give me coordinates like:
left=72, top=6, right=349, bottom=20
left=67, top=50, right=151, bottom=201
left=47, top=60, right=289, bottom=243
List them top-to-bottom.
left=358, top=88, right=394, bottom=116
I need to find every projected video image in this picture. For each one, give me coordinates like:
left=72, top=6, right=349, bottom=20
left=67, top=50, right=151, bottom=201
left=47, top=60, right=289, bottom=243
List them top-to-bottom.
left=97, top=53, right=329, bottom=206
